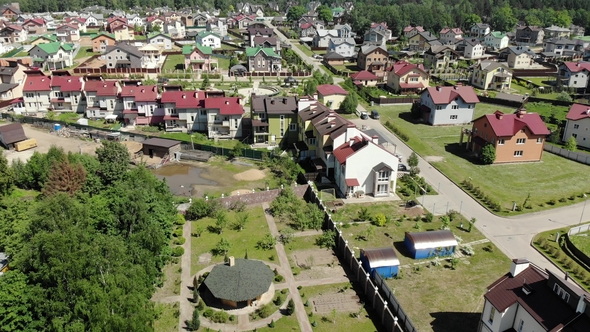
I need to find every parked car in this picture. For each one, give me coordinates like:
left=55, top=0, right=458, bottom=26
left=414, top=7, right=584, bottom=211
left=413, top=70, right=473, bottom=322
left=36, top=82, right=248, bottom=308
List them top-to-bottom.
left=371, top=110, right=380, bottom=119
left=360, top=111, right=368, bottom=119
left=398, top=163, right=408, bottom=172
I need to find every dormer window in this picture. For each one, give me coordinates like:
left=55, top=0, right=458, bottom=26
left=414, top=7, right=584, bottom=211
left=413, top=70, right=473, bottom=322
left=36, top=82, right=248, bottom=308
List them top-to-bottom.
left=553, top=283, right=570, bottom=302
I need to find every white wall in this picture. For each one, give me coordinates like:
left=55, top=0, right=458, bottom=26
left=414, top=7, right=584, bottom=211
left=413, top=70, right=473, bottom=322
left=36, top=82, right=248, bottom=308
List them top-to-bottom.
left=564, top=70, right=589, bottom=88
left=421, top=93, right=476, bottom=125
left=563, top=118, right=590, bottom=149
left=512, top=304, right=545, bottom=332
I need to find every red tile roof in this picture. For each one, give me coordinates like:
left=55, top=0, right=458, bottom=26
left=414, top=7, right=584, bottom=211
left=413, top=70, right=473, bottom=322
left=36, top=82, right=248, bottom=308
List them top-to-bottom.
left=23, top=18, right=45, bottom=26
left=371, top=22, right=388, bottom=29
left=300, top=23, right=312, bottom=29
left=403, top=25, right=424, bottom=32
left=440, top=27, right=463, bottom=35
left=391, top=60, right=425, bottom=76
left=563, top=61, right=590, bottom=73
left=350, top=70, right=378, bottom=81
left=23, top=75, right=51, bottom=91
left=51, top=76, right=83, bottom=92
left=83, top=80, right=119, bottom=96
left=316, top=84, right=349, bottom=96
left=120, top=85, right=158, bottom=102
left=423, top=86, right=480, bottom=104
left=160, top=91, right=205, bottom=108
left=204, top=97, right=244, bottom=115
left=566, top=103, right=590, bottom=121
left=477, top=111, right=550, bottom=137
left=333, top=137, right=369, bottom=164
left=345, top=178, right=360, bottom=186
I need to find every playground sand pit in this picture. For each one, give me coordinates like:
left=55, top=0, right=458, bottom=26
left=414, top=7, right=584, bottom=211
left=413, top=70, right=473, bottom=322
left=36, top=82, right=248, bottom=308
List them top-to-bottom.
left=233, top=169, right=266, bottom=181
left=312, top=291, right=361, bottom=313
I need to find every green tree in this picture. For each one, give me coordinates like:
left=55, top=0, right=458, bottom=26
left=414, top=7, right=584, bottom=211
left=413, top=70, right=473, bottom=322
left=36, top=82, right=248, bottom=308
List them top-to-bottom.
left=317, top=5, right=333, bottom=23
left=491, top=5, right=517, bottom=32
left=287, top=6, right=306, bottom=21
left=554, top=10, right=572, bottom=27
left=463, top=13, right=482, bottom=29
left=229, top=56, right=239, bottom=68
left=201, top=74, right=210, bottom=89
left=304, top=78, right=318, bottom=96
left=556, top=91, right=573, bottom=102
left=339, top=93, right=358, bottom=114
left=565, top=136, right=578, bottom=151
left=95, top=141, right=130, bottom=185
left=480, top=144, right=496, bottom=165
left=0, top=150, right=14, bottom=196
left=407, top=152, right=419, bottom=168
left=186, top=198, right=211, bottom=220
left=215, top=210, right=228, bottom=234
left=233, top=212, right=249, bottom=231
left=373, top=213, right=387, bottom=227
left=469, top=217, right=477, bottom=232
left=279, top=228, right=295, bottom=245
left=316, top=230, right=336, bottom=248
left=256, top=233, right=276, bottom=250
left=213, top=238, right=231, bottom=256
left=0, top=271, right=35, bottom=331
left=286, top=299, right=295, bottom=315
left=186, top=307, right=200, bottom=331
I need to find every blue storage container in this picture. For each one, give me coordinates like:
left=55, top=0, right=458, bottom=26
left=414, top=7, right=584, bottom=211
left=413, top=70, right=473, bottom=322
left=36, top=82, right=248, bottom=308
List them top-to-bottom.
left=53, top=123, right=61, bottom=131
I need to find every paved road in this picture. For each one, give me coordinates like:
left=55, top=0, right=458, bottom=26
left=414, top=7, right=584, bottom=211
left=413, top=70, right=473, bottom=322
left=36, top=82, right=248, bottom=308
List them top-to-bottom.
left=352, top=117, right=588, bottom=274
left=178, top=221, right=193, bottom=331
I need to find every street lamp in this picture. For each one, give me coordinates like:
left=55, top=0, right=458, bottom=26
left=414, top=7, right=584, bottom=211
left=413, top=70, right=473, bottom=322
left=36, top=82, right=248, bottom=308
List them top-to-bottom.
left=579, top=194, right=588, bottom=225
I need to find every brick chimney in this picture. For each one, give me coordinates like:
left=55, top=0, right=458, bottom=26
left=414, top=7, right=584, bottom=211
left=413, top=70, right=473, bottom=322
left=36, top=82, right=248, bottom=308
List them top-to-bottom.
left=436, top=86, right=441, bottom=91
left=495, top=111, right=503, bottom=120
left=372, top=135, right=379, bottom=145
left=509, top=258, right=529, bottom=277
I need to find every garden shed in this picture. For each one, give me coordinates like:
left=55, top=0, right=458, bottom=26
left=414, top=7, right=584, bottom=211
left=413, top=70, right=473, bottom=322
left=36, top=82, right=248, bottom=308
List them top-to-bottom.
left=0, top=123, right=26, bottom=149
left=141, top=138, right=181, bottom=158
left=404, top=230, right=458, bottom=259
left=360, top=247, right=400, bottom=278
left=203, top=257, right=274, bottom=308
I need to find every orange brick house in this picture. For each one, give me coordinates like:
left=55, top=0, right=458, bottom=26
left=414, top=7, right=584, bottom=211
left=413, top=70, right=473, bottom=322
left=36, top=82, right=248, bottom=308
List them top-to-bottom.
left=91, top=33, right=116, bottom=53
left=470, top=110, right=550, bottom=163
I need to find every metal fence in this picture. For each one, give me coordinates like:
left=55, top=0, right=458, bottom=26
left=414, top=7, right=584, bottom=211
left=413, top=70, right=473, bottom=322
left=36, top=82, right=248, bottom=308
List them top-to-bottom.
left=544, top=144, right=590, bottom=165
left=569, top=224, right=590, bottom=236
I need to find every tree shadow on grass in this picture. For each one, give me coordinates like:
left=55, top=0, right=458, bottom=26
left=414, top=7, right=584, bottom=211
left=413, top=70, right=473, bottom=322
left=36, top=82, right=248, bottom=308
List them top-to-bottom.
left=443, top=142, right=482, bottom=164
left=430, top=312, right=481, bottom=332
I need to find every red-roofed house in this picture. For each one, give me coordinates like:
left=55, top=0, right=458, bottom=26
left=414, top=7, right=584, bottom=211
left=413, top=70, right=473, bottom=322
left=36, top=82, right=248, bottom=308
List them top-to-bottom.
left=65, top=17, right=88, bottom=32
left=107, top=17, right=128, bottom=33
left=23, top=18, right=47, bottom=35
left=55, top=24, right=80, bottom=42
left=0, top=25, right=27, bottom=43
left=402, top=25, right=424, bottom=39
left=439, top=27, right=463, bottom=45
left=386, top=61, right=429, bottom=93
left=557, top=61, right=590, bottom=91
left=350, top=71, right=379, bottom=87
left=23, top=74, right=52, bottom=113
left=50, top=76, right=84, bottom=112
left=83, top=80, right=121, bottom=119
left=316, top=84, right=348, bottom=110
left=121, top=85, right=161, bottom=126
left=419, top=85, right=480, bottom=125
left=160, top=90, right=205, bottom=132
left=205, top=97, right=244, bottom=138
left=563, top=103, right=590, bottom=149
left=471, top=110, right=550, bottom=163
left=478, top=258, right=590, bottom=332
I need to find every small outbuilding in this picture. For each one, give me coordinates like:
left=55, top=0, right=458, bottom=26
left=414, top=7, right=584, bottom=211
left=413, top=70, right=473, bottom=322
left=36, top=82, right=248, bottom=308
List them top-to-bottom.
left=0, top=123, right=26, bottom=149
left=141, top=138, right=181, bottom=158
left=404, top=230, right=458, bottom=259
left=360, top=247, right=400, bottom=278
left=204, top=257, right=274, bottom=308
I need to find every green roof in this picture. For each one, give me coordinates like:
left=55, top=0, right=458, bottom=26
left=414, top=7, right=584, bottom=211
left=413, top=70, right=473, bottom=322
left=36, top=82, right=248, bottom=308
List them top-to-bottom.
left=196, top=31, right=220, bottom=39
left=489, top=31, right=507, bottom=39
left=91, top=32, right=115, bottom=40
left=147, top=32, right=171, bottom=39
left=31, top=34, right=57, bottom=43
left=33, top=42, right=74, bottom=55
left=182, top=44, right=213, bottom=55
left=182, top=45, right=193, bottom=55
left=245, top=46, right=279, bottom=58
left=203, top=259, right=274, bottom=302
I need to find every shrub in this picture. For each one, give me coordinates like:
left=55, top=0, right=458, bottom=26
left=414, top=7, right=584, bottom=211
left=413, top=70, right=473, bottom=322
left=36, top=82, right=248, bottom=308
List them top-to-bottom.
left=384, top=120, right=410, bottom=142
left=480, top=144, right=496, bottom=164
left=185, top=198, right=211, bottom=220
left=559, top=198, right=567, bottom=203
left=548, top=199, right=556, bottom=205
left=373, top=213, right=387, bottom=227
left=424, top=213, right=434, bottom=223
left=175, top=214, right=186, bottom=225
left=173, top=228, right=184, bottom=237
left=174, top=236, right=186, bottom=245
left=461, top=244, right=475, bottom=256
left=171, top=246, right=185, bottom=257
left=564, top=259, right=574, bottom=270
left=274, top=274, right=284, bottom=282
left=297, top=285, right=303, bottom=290
left=273, top=293, right=284, bottom=305
left=286, top=299, right=295, bottom=315
left=255, top=303, right=274, bottom=319
left=202, top=308, right=214, bottom=318
left=210, top=310, right=229, bottom=323
left=268, top=319, right=275, bottom=328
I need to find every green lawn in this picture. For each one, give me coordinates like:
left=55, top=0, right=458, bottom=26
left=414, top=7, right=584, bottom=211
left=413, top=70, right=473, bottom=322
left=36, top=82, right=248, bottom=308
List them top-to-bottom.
left=135, top=35, right=147, bottom=40
left=294, top=44, right=314, bottom=57
left=75, top=47, right=99, bottom=60
left=14, top=51, right=29, bottom=57
left=163, top=54, right=185, bottom=71
left=525, top=77, right=556, bottom=86
left=377, top=103, right=590, bottom=215
left=56, top=112, right=81, bottom=123
left=159, top=132, right=238, bottom=149
left=190, top=206, right=279, bottom=275
left=533, top=227, right=590, bottom=291
left=569, top=231, right=590, bottom=257
left=387, top=242, right=510, bottom=332
left=299, top=282, right=384, bottom=332
left=152, top=303, right=179, bottom=332
left=256, top=312, right=299, bottom=331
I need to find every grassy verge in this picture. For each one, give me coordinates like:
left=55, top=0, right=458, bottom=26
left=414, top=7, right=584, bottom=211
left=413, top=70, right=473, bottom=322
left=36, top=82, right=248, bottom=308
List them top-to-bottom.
left=294, top=44, right=314, bottom=57
left=75, top=47, right=99, bottom=60
left=163, top=54, right=185, bottom=71
left=377, top=103, right=590, bottom=215
left=159, top=132, right=238, bottom=149
left=190, top=206, right=278, bottom=275
left=533, top=227, right=590, bottom=291
left=569, top=231, right=590, bottom=255
left=152, top=303, right=180, bottom=332
left=256, top=312, right=299, bottom=331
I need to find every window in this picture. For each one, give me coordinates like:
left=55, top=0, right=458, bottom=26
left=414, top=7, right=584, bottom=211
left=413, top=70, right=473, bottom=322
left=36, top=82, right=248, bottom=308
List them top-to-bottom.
left=25, top=93, right=33, bottom=98
left=74, top=95, right=78, bottom=103
left=110, top=100, right=114, bottom=109
left=436, top=105, right=442, bottom=110
left=452, top=105, right=459, bottom=109
left=168, top=108, right=177, bottom=115
left=279, top=115, right=285, bottom=136
left=450, top=115, right=458, bottom=119
left=191, top=116, right=194, bottom=121
left=234, top=119, right=238, bottom=129
left=289, top=123, right=297, bottom=131
left=574, top=124, right=580, bottom=129
left=573, top=133, right=578, bottom=138
left=307, top=137, right=316, bottom=145
left=537, top=137, right=543, bottom=144
left=516, top=138, right=526, bottom=144
left=497, top=139, right=505, bottom=145
left=514, top=150, right=523, bottom=157
left=377, top=170, right=389, bottom=181
left=377, top=184, right=388, bottom=194
left=554, top=283, right=571, bottom=302
left=488, top=306, right=496, bottom=324
left=518, top=320, right=524, bottom=332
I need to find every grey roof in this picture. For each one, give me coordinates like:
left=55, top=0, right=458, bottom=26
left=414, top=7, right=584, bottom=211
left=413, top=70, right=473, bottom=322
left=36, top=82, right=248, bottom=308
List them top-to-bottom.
left=473, top=23, right=489, bottom=29
left=544, top=25, right=570, bottom=32
left=316, top=29, right=338, bottom=38
left=417, top=31, right=438, bottom=42
left=545, top=37, right=577, bottom=46
left=330, top=38, right=355, bottom=46
left=462, top=38, right=482, bottom=47
left=105, top=43, right=143, bottom=58
left=360, top=44, right=387, bottom=55
left=507, top=46, right=536, bottom=56
left=323, top=51, right=345, bottom=59
left=478, top=61, right=511, bottom=72
left=0, top=83, right=18, bottom=93
left=252, top=95, right=298, bottom=114
left=0, top=123, right=26, bottom=145
left=142, top=138, right=180, bottom=148
left=405, top=230, right=458, bottom=250
left=361, top=247, right=400, bottom=268
left=204, top=259, right=274, bottom=302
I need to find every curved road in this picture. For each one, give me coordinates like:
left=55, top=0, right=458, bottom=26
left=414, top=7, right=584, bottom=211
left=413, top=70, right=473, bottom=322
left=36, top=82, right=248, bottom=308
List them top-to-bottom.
left=273, top=25, right=587, bottom=275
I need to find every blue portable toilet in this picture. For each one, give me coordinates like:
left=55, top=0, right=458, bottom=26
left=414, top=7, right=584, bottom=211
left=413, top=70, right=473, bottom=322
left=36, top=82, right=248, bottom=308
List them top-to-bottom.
left=53, top=123, right=61, bottom=131
left=404, top=230, right=458, bottom=259
left=360, top=247, right=400, bottom=278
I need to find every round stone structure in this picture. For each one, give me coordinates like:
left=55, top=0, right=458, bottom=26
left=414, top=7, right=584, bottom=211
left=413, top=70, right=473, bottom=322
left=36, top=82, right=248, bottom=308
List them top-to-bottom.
left=203, top=257, right=274, bottom=308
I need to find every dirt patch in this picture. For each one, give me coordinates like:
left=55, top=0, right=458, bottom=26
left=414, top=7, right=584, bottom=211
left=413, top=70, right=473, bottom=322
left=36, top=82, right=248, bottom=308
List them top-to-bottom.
left=122, top=140, right=142, bottom=155
left=424, top=156, right=444, bottom=162
left=233, top=169, right=266, bottom=181
left=230, top=188, right=253, bottom=196
left=398, top=205, right=424, bottom=218
left=293, top=249, right=337, bottom=268
left=198, top=253, right=212, bottom=265
left=312, top=291, right=361, bottom=313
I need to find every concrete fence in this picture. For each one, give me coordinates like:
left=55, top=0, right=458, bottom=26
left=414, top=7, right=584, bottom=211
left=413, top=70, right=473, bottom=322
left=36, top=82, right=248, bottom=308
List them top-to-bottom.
left=544, top=144, right=590, bottom=165
left=304, top=183, right=416, bottom=332
left=564, top=224, right=590, bottom=271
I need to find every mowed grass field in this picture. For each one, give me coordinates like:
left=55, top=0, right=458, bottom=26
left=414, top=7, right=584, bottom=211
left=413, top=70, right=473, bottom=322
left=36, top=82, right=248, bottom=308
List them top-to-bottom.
left=377, top=103, right=590, bottom=215
left=569, top=231, right=590, bottom=256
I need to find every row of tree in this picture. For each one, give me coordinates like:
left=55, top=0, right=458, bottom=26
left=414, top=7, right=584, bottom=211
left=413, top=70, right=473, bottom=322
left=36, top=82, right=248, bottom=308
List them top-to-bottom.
left=0, top=142, right=176, bottom=331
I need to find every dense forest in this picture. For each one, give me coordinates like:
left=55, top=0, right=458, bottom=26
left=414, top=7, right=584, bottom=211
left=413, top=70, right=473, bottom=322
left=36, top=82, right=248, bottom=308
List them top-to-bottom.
left=7, top=0, right=590, bottom=34
left=0, top=142, right=176, bottom=331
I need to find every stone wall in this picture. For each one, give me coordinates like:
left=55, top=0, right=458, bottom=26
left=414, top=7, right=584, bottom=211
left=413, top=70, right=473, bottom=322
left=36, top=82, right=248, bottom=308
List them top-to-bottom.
left=216, top=184, right=309, bottom=208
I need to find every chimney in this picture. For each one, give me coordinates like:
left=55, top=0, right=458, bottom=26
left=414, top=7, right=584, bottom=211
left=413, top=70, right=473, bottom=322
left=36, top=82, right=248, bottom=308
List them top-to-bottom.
left=577, top=62, right=581, bottom=67
left=454, top=85, right=458, bottom=90
left=436, top=86, right=441, bottom=91
left=182, top=94, right=186, bottom=98
left=283, top=97, right=287, bottom=104
left=270, top=99, right=275, bottom=104
left=225, top=100, right=229, bottom=105
left=517, top=109, right=526, bottom=118
left=586, top=109, right=590, bottom=115
left=495, top=111, right=503, bottom=120
left=372, top=135, right=379, bottom=145
left=349, top=138, right=354, bottom=146
left=228, top=256, right=235, bottom=266
left=509, top=258, right=530, bottom=277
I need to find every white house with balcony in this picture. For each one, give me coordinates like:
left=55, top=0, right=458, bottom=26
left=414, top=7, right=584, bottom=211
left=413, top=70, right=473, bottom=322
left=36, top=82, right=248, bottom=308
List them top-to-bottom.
left=196, top=31, right=221, bottom=49
left=28, top=42, right=75, bottom=70
left=419, top=86, right=480, bottom=125
left=205, top=97, right=244, bottom=139
left=563, top=103, right=590, bottom=149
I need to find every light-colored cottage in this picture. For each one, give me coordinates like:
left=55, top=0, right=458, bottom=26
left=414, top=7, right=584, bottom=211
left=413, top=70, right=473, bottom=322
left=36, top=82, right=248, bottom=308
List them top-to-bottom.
left=483, top=31, right=509, bottom=50
left=327, top=38, right=355, bottom=58
left=386, top=60, right=429, bottom=94
left=471, top=61, right=512, bottom=91
left=419, top=85, right=480, bottom=126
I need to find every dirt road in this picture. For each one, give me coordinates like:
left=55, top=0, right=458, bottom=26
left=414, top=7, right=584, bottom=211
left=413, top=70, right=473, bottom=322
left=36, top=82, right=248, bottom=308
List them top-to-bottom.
left=3, top=124, right=102, bottom=164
